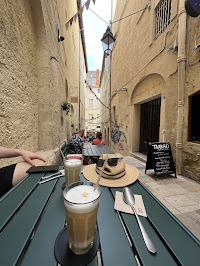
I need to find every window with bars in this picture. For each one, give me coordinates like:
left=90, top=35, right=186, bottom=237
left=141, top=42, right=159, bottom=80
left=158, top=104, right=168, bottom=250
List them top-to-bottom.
left=155, top=0, right=171, bottom=39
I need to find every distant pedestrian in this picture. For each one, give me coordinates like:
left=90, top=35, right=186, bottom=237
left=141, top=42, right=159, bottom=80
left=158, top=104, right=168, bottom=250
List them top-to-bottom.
left=92, top=132, right=105, bottom=145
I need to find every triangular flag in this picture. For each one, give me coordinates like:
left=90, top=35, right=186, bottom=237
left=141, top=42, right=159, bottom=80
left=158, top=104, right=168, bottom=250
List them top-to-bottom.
left=85, top=0, right=90, bottom=10
left=92, top=0, right=96, bottom=4
left=79, top=6, right=84, bottom=18
left=74, top=13, right=78, bottom=22
left=70, top=17, right=73, bottom=26
left=65, top=21, right=69, bottom=30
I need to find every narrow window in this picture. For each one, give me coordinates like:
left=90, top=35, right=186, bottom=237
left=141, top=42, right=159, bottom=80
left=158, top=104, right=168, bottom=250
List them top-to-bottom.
left=155, top=0, right=171, bottom=39
left=188, top=92, right=200, bottom=142
left=89, top=99, right=93, bottom=107
left=97, top=114, right=100, bottom=124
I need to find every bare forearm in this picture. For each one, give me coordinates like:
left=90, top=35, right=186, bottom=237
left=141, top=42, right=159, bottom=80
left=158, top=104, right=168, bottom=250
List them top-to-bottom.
left=0, top=146, right=46, bottom=166
left=0, top=147, right=23, bottom=159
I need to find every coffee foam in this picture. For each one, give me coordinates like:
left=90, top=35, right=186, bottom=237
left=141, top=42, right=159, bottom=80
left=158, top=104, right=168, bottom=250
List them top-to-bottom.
left=64, top=159, right=82, bottom=168
left=64, top=185, right=100, bottom=213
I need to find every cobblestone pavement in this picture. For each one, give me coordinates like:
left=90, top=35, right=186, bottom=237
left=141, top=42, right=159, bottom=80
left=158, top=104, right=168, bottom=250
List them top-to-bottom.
left=123, top=156, right=200, bottom=240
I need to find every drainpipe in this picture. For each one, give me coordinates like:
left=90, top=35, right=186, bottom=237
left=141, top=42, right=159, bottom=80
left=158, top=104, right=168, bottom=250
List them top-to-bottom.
left=109, top=0, right=113, bottom=148
left=176, top=0, right=187, bottom=174
left=79, top=28, right=83, bottom=130
left=109, top=55, right=112, bottom=147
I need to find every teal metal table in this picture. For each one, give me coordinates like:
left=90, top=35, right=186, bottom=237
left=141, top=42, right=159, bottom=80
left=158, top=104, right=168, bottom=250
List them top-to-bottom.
left=83, top=144, right=114, bottom=157
left=0, top=167, right=200, bottom=265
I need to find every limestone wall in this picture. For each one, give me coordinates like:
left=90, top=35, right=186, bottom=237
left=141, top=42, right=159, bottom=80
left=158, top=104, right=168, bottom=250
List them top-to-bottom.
left=0, top=0, right=86, bottom=167
left=0, top=0, right=39, bottom=152
left=100, top=0, right=200, bottom=181
left=182, top=15, right=200, bottom=181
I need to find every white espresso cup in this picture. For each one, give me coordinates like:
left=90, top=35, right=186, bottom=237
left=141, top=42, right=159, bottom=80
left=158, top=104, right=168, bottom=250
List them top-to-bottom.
left=64, top=158, right=82, bottom=186
left=63, top=181, right=101, bottom=255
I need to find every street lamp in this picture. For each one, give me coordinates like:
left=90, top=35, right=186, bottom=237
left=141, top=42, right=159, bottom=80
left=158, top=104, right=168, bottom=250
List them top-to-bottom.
left=101, top=26, right=115, bottom=147
left=101, top=27, right=115, bottom=55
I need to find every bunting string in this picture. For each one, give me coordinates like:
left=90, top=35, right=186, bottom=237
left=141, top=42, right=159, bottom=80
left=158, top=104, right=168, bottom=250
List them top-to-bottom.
left=64, top=0, right=147, bottom=31
left=65, top=0, right=98, bottom=30
left=80, top=0, right=108, bottom=24
left=85, top=80, right=109, bottom=109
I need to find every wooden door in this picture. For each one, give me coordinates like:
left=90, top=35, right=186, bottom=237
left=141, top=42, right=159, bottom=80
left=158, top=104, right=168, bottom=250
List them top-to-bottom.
left=139, top=98, right=161, bottom=154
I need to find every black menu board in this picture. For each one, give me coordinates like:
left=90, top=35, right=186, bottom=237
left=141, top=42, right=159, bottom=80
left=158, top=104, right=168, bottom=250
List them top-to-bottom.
left=145, top=142, right=176, bottom=178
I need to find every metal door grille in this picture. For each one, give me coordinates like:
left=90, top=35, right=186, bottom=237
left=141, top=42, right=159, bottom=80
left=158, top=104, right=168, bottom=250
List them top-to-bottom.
left=155, top=0, right=171, bottom=39
left=139, top=98, right=161, bottom=155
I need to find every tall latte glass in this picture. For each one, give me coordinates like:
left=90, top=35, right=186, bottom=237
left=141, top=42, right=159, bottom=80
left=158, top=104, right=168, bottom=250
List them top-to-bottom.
left=64, top=158, right=82, bottom=186
left=63, top=181, right=101, bottom=255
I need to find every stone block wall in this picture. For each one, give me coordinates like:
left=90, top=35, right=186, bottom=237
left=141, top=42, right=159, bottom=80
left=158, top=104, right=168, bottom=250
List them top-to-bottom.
left=0, top=0, right=87, bottom=167
left=100, top=0, right=200, bottom=181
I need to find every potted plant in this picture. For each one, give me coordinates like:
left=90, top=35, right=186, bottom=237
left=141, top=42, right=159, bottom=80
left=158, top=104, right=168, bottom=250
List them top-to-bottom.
left=61, top=101, right=71, bottom=115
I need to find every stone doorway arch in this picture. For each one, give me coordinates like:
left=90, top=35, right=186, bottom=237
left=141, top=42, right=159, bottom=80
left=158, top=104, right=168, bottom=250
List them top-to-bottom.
left=130, top=74, right=166, bottom=153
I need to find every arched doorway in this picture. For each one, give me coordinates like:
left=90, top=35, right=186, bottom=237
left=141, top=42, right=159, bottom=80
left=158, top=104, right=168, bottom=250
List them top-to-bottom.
left=131, top=74, right=165, bottom=155
left=139, top=98, right=161, bottom=154
left=107, top=127, right=110, bottom=146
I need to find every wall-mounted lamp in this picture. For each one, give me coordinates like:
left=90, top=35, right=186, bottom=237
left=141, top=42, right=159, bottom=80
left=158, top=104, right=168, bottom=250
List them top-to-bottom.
left=185, top=0, right=200, bottom=17
left=56, top=18, right=65, bottom=43
left=101, top=26, right=115, bottom=147
left=58, top=36, right=65, bottom=42
left=193, top=44, right=200, bottom=51
left=113, top=87, right=128, bottom=93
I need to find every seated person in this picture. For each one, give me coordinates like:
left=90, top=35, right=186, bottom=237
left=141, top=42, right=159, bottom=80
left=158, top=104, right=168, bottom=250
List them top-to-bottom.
left=68, top=129, right=85, bottom=154
left=92, top=132, right=105, bottom=145
left=89, top=135, right=96, bottom=142
left=82, top=136, right=88, bottom=142
left=0, top=146, right=46, bottom=198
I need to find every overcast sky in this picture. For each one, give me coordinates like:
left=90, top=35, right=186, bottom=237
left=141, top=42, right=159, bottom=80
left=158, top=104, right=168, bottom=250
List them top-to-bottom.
left=83, top=0, right=117, bottom=71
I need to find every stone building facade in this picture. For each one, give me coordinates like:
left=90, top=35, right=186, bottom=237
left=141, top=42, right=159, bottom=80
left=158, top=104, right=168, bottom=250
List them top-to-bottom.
left=0, top=0, right=87, bottom=166
left=100, top=0, right=200, bottom=181
left=85, top=70, right=101, bottom=135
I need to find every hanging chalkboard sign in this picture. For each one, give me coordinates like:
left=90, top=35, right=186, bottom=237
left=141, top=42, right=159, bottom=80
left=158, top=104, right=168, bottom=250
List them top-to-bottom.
left=145, top=142, right=176, bottom=178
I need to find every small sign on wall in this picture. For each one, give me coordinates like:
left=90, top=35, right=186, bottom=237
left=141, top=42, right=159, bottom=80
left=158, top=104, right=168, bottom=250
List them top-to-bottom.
left=71, top=97, right=78, bottom=103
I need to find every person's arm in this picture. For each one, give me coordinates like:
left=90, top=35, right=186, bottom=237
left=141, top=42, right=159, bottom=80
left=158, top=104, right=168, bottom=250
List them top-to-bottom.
left=80, top=138, right=85, bottom=152
left=0, top=147, right=45, bottom=166
left=0, top=147, right=24, bottom=159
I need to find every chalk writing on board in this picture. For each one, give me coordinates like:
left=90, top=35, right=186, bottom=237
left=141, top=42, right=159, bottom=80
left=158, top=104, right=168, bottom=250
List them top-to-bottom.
left=145, top=142, right=176, bottom=178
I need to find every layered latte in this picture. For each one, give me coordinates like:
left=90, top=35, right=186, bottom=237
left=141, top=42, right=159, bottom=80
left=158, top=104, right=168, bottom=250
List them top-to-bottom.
left=63, top=182, right=101, bottom=255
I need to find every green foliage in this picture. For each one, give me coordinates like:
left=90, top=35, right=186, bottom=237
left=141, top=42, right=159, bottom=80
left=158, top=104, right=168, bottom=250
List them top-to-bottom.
left=61, top=101, right=71, bottom=115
